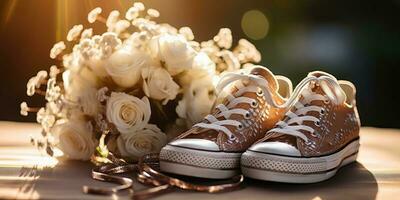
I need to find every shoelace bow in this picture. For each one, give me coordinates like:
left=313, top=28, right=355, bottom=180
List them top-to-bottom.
left=268, top=75, right=346, bottom=142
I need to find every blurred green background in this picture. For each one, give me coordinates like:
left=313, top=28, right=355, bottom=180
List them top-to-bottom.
left=0, top=0, right=399, bottom=127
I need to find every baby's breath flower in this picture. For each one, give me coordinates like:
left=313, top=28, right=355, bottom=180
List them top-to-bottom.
left=133, top=2, right=145, bottom=11
left=88, top=7, right=102, bottom=23
left=125, top=7, right=140, bottom=20
left=147, top=8, right=160, bottom=18
left=106, top=10, right=120, bottom=29
left=131, top=18, right=144, bottom=28
left=133, top=18, right=158, bottom=36
left=112, top=20, right=130, bottom=34
left=158, top=23, right=178, bottom=34
left=67, top=24, right=84, bottom=41
left=179, top=27, right=194, bottom=41
left=81, top=28, right=93, bottom=40
left=213, top=28, right=232, bottom=49
left=98, top=32, right=121, bottom=58
left=122, top=32, right=144, bottom=49
left=101, top=33, right=121, bottom=47
left=92, top=35, right=101, bottom=44
left=76, top=38, right=95, bottom=59
left=233, top=38, right=261, bottom=63
left=200, top=39, right=216, bottom=48
left=199, top=40, right=220, bottom=62
left=50, top=41, right=66, bottom=59
left=189, top=41, right=200, bottom=51
left=63, top=49, right=85, bottom=70
left=219, top=50, right=240, bottom=71
left=62, top=54, right=74, bottom=69
left=49, top=65, right=60, bottom=78
left=37, top=70, right=48, bottom=81
left=26, top=71, right=47, bottom=96
left=26, top=77, right=39, bottom=96
left=45, top=78, right=61, bottom=102
left=97, top=87, right=109, bottom=103
left=20, top=102, right=29, bottom=116
left=46, top=102, right=62, bottom=116
left=36, top=107, right=46, bottom=123
left=42, top=114, right=56, bottom=132
left=95, top=114, right=109, bottom=133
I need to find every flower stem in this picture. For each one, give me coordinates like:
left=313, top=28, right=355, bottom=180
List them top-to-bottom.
left=97, top=16, right=106, bottom=24
left=35, top=89, right=46, bottom=96
left=27, top=107, right=40, bottom=112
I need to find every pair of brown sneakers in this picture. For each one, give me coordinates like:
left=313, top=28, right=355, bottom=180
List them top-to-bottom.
left=160, top=66, right=360, bottom=183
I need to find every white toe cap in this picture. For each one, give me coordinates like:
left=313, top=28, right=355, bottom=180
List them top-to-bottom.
left=168, top=139, right=220, bottom=151
left=248, top=141, right=301, bottom=156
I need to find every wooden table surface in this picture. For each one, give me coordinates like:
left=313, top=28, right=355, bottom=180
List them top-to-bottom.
left=0, top=121, right=399, bottom=200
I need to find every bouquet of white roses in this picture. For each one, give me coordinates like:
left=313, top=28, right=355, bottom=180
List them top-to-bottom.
left=20, top=2, right=261, bottom=161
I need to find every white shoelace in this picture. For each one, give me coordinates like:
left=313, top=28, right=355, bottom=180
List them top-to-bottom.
left=193, top=72, right=281, bottom=139
left=268, top=75, right=346, bottom=142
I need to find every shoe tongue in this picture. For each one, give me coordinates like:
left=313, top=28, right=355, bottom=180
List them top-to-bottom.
left=249, top=66, right=278, bottom=91
left=307, top=71, right=337, bottom=80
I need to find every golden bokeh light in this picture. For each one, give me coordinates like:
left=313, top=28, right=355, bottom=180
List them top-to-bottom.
left=1, top=0, right=135, bottom=41
left=241, top=10, right=269, bottom=40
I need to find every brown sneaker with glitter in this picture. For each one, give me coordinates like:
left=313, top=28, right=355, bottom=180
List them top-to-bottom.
left=160, top=66, right=292, bottom=179
left=241, top=71, right=361, bottom=183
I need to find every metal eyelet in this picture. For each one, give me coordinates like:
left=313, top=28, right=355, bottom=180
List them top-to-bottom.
left=242, top=78, right=250, bottom=86
left=309, top=81, right=318, bottom=89
left=257, top=88, right=263, bottom=96
left=324, top=99, right=330, bottom=104
left=251, top=100, right=258, bottom=108
left=320, top=108, right=325, bottom=115
left=244, top=112, right=251, bottom=119
left=314, top=120, right=321, bottom=127
left=237, top=123, right=244, bottom=130
left=311, top=132, right=317, bottom=137
left=229, top=135, right=236, bottom=140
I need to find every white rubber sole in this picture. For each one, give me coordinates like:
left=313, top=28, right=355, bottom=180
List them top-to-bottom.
left=241, top=139, right=360, bottom=183
left=159, top=144, right=241, bottom=179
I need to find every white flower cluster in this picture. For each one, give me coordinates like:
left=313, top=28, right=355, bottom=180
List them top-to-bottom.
left=21, top=2, right=262, bottom=161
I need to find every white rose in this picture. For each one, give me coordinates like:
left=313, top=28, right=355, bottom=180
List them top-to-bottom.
left=150, top=34, right=197, bottom=75
left=105, top=48, right=151, bottom=88
left=179, top=52, right=216, bottom=86
left=192, top=52, right=216, bottom=73
left=142, top=66, right=179, bottom=104
left=176, top=76, right=217, bottom=126
left=106, top=92, right=151, bottom=134
left=52, top=120, right=96, bottom=160
left=117, top=124, right=167, bottom=159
